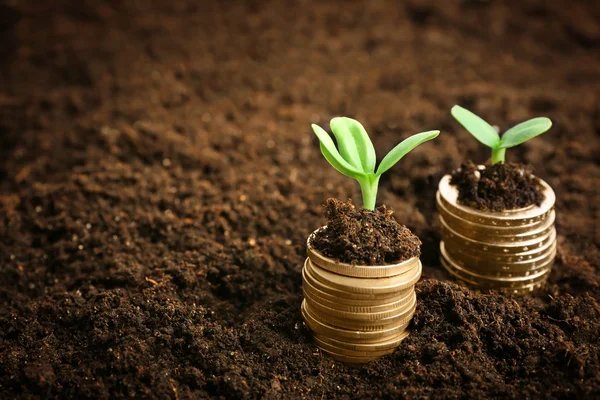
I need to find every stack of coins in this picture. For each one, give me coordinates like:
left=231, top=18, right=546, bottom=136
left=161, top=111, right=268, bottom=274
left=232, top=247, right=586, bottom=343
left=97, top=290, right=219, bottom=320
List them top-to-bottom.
left=437, top=174, right=557, bottom=294
left=302, top=229, right=422, bottom=363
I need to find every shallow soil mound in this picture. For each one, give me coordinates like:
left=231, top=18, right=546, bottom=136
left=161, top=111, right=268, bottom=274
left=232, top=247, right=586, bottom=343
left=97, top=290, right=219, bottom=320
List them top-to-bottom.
left=451, top=161, right=545, bottom=211
left=312, top=198, right=421, bottom=265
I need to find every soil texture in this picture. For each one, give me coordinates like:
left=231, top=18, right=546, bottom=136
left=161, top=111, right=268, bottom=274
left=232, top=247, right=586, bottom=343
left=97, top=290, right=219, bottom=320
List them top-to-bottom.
left=1, top=0, right=599, bottom=399
left=450, top=161, right=545, bottom=211
left=312, top=198, right=421, bottom=265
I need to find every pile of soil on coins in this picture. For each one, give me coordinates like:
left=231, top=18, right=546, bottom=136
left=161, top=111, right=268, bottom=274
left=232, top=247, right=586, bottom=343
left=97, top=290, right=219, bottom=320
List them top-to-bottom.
left=1, top=0, right=599, bottom=398
left=450, top=161, right=545, bottom=211
left=312, top=198, right=421, bottom=265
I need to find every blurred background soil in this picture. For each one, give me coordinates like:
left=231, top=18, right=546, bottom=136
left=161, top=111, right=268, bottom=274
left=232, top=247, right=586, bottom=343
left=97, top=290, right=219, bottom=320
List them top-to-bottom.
left=0, top=0, right=599, bottom=398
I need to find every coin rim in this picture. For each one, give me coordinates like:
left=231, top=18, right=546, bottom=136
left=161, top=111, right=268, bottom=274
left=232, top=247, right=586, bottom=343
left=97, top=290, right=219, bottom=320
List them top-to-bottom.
left=438, top=197, right=556, bottom=240
left=440, top=217, right=556, bottom=253
left=441, top=228, right=556, bottom=262
left=442, top=228, right=557, bottom=261
left=442, top=240, right=557, bottom=273
left=441, top=251, right=553, bottom=285
left=307, top=258, right=422, bottom=295
left=302, top=263, right=411, bottom=301
left=302, top=269, right=413, bottom=307
left=444, top=269, right=550, bottom=294
left=302, top=283, right=415, bottom=315
left=304, top=290, right=415, bottom=320
left=304, top=292, right=417, bottom=328
left=304, top=297, right=416, bottom=331
left=302, top=300, right=412, bottom=342
left=314, top=329, right=410, bottom=352
left=312, top=336, right=398, bottom=357
left=317, top=347, right=385, bottom=364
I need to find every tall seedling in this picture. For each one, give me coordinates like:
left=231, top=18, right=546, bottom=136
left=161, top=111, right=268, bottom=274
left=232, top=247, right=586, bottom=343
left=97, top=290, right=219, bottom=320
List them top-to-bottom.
left=312, top=117, right=439, bottom=210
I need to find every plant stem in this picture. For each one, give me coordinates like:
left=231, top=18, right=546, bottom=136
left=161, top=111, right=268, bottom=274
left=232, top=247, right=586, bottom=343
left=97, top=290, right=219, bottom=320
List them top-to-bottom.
left=491, top=147, right=506, bottom=165
left=359, top=175, right=380, bottom=211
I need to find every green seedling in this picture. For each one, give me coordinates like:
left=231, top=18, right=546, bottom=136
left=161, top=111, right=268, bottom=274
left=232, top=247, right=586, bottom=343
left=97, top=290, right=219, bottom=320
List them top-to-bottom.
left=451, top=105, right=552, bottom=165
left=312, top=117, right=439, bottom=211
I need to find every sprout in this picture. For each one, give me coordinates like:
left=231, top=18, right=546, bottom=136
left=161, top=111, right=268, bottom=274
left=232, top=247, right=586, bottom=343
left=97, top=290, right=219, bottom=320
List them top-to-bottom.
left=451, top=105, right=552, bottom=165
left=312, top=117, right=439, bottom=211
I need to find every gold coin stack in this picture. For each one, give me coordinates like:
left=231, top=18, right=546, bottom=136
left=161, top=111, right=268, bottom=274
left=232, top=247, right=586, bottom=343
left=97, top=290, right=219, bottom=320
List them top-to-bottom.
left=437, top=174, right=557, bottom=294
left=301, top=229, right=422, bottom=363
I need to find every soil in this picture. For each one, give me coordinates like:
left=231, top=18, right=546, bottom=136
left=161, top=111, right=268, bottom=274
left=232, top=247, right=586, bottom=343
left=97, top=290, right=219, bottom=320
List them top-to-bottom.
left=1, top=0, right=599, bottom=399
left=450, top=161, right=545, bottom=211
left=312, top=198, right=421, bottom=265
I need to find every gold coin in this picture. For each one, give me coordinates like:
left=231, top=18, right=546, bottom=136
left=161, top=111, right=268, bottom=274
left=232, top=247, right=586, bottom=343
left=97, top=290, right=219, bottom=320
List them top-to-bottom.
left=437, top=175, right=555, bottom=226
left=436, top=189, right=555, bottom=227
left=438, top=197, right=556, bottom=240
left=438, top=212, right=556, bottom=251
left=440, top=219, right=556, bottom=255
left=307, top=229, right=420, bottom=278
left=443, top=234, right=557, bottom=264
left=442, top=240, right=557, bottom=275
left=441, top=250, right=553, bottom=284
left=441, top=253, right=553, bottom=288
left=306, top=258, right=422, bottom=295
left=303, top=261, right=415, bottom=301
left=451, top=261, right=553, bottom=289
left=302, top=263, right=409, bottom=302
left=447, top=269, right=551, bottom=294
left=302, top=270, right=412, bottom=307
left=444, top=272, right=550, bottom=294
left=504, top=279, right=550, bottom=294
left=302, top=283, right=414, bottom=314
left=302, top=284, right=409, bottom=312
left=304, top=290, right=416, bottom=322
left=305, top=296, right=416, bottom=331
left=301, top=300, right=411, bottom=343
left=314, top=329, right=410, bottom=352
left=312, top=335, right=397, bottom=358
left=317, top=347, right=387, bottom=364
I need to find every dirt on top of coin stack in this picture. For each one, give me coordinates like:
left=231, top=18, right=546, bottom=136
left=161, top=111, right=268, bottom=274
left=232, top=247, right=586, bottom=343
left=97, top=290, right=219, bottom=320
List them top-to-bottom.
left=450, top=161, right=545, bottom=212
left=311, top=198, right=421, bottom=265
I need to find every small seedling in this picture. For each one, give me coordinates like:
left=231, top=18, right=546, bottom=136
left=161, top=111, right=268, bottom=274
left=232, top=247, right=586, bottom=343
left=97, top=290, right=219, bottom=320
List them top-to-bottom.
left=451, top=105, right=552, bottom=165
left=312, top=117, right=439, bottom=211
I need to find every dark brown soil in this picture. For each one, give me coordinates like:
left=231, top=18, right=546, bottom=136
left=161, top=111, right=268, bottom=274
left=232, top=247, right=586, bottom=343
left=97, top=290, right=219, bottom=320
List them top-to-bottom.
left=1, top=0, right=599, bottom=399
left=451, top=161, right=545, bottom=211
left=312, top=198, right=421, bottom=265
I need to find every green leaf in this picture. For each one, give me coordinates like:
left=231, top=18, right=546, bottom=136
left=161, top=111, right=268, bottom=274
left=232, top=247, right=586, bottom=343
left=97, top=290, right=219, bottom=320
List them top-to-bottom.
left=451, top=105, right=500, bottom=148
left=329, top=117, right=362, bottom=170
left=330, top=117, right=376, bottom=173
left=498, top=117, right=552, bottom=149
left=311, top=124, right=364, bottom=179
left=375, top=130, right=439, bottom=176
